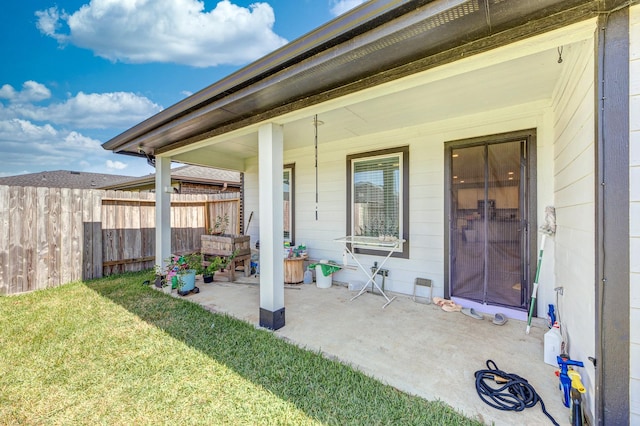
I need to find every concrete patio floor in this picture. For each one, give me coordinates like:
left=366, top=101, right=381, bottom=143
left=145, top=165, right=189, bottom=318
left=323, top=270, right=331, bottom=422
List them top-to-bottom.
left=184, top=276, right=570, bottom=426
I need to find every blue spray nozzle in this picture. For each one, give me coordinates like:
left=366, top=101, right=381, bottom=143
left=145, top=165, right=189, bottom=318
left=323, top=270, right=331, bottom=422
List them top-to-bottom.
left=547, top=304, right=556, bottom=328
left=557, top=355, right=583, bottom=375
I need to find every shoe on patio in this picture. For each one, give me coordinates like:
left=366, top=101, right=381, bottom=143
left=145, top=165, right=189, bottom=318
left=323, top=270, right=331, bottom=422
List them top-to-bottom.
left=461, top=307, right=484, bottom=320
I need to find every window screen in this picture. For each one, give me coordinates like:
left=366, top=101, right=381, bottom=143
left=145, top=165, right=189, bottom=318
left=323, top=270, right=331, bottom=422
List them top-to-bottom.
left=347, top=146, right=409, bottom=257
left=352, top=155, right=401, bottom=239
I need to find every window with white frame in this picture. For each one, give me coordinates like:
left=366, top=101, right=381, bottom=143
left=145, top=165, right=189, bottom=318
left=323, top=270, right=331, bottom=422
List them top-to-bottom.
left=347, top=146, right=409, bottom=258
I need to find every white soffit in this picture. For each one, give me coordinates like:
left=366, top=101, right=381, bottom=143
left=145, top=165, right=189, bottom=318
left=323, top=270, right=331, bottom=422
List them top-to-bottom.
left=169, top=17, right=596, bottom=165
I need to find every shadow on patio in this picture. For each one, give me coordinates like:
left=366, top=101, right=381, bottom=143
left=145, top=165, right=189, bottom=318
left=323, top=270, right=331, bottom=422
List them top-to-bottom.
left=186, top=275, right=568, bottom=426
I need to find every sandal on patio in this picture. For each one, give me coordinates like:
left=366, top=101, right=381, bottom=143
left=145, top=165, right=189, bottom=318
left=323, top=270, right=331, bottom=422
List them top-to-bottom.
left=433, top=297, right=447, bottom=307
left=433, top=297, right=463, bottom=312
left=441, top=301, right=462, bottom=312
left=461, top=307, right=484, bottom=320
left=492, top=313, right=508, bottom=326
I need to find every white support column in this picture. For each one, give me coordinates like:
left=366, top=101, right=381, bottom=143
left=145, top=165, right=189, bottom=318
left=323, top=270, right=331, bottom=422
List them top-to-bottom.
left=258, top=123, right=285, bottom=329
left=155, top=156, right=172, bottom=293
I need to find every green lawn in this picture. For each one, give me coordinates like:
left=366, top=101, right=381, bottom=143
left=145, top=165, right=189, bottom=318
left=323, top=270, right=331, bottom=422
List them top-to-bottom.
left=0, top=271, right=482, bottom=425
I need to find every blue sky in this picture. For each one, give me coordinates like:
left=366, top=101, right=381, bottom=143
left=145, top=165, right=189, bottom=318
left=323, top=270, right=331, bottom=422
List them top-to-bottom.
left=0, top=0, right=366, bottom=178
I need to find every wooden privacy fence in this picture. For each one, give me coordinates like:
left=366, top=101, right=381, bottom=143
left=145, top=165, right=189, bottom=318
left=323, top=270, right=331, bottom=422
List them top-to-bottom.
left=0, top=185, right=241, bottom=295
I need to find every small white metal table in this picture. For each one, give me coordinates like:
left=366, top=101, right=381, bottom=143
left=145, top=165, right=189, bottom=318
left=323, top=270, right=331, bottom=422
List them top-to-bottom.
left=334, top=236, right=405, bottom=308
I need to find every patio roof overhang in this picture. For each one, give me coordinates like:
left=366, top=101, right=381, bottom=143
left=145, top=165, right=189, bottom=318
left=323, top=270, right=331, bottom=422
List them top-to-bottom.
left=102, top=0, right=617, bottom=165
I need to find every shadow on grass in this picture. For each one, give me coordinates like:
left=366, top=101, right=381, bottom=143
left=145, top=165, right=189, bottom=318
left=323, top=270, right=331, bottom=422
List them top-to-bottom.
left=86, top=271, right=481, bottom=425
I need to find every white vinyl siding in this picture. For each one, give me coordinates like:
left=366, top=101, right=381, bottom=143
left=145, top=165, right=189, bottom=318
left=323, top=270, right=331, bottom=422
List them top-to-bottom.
left=629, top=4, right=640, bottom=423
left=551, top=33, right=597, bottom=415
left=245, top=108, right=549, bottom=298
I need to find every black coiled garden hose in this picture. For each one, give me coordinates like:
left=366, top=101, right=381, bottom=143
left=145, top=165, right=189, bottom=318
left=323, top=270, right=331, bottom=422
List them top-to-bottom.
left=474, top=360, right=559, bottom=426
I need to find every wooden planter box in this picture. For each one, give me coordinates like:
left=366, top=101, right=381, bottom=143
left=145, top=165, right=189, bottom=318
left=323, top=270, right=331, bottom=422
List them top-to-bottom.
left=201, top=234, right=251, bottom=281
left=201, top=234, right=251, bottom=257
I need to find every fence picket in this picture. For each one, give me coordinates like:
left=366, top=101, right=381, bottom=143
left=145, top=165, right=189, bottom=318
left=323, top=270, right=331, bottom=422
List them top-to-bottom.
left=0, top=186, right=10, bottom=295
left=9, top=186, right=24, bottom=294
left=23, top=186, right=36, bottom=292
left=36, top=187, right=50, bottom=292
left=49, top=188, right=63, bottom=288
left=59, top=188, right=72, bottom=285
left=70, top=189, right=83, bottom=282
left=91, top=190, right=104, bottom=279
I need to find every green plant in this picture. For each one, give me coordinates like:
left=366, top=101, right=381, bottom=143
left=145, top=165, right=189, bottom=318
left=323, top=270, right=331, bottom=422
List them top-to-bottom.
left=211, top=213, right=230, bottom=235
left=220, top=249, right=238, bottom=271
left=158, top=253, right=203, bottom=285
left=183, top=253, right=205, bottom=275
left=160, top=255, right=185, bottom=281
left=204, top=256, right=224, bottom=276
left=154, top=263, right=165, bottom=276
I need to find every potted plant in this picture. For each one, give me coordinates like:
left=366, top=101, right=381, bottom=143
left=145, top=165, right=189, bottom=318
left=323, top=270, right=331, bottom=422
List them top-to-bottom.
left=183, top=252, right=205, bottom=275
left=163, top=253, right=203, bottom=296
left=202, top=256, right=224, bottom=283
left=153, top=263, right=166, bottom=288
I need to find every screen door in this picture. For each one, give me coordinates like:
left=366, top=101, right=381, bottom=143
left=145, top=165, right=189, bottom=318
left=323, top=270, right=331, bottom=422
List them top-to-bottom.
left=449, top=139, right=528, bottom=308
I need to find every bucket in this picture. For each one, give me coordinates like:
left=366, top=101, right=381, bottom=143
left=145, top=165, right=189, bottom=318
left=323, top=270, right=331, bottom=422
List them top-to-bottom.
left=315, top=265, right=332, bottom=289
left=178, top=270, right=196, bottom=292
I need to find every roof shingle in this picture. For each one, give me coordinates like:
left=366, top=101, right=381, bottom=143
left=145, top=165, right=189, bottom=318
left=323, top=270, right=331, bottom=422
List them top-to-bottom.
left=0, top=170, right=135, bottom=189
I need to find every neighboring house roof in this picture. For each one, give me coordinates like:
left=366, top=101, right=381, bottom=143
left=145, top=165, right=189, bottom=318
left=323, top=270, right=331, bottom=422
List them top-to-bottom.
left=102, top=0, right=601, bottom=158
left=98, top=164, right=241, bottom=190
left=0, top=165, right=241, bottom=191
left=0, top=170, right=134, bottom=189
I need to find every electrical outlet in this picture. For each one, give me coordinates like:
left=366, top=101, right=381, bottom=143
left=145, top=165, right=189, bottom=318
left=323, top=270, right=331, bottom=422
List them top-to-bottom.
left=370, top=264, right=389, bottom=277
left=377, top=269, right=389, bottom=277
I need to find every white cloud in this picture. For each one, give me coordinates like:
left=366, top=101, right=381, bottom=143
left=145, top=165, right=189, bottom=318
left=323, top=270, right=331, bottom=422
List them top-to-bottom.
left=36, top=0, right=288, bottom=67
left=330, top=0, right=367, bottom=17
left=35, top=7, right=66, bottom=42
left=0, top=81, right=51, bottom=104
left=0, top=81, right=160, bottom=177
left=2, top=82, right=162, bottom=129
left=0, top=85, right=16, bottom=100
left=37, top=91, right=162, bottom=128
left=0, top=118, right=147, bottom=176
left=0, top=119, right=96, bottom=168
left=0, top=119, right=57, bottom=140
left=62, top=131, right=104, bottom=151
left=106, top=160, right=127, bottom=170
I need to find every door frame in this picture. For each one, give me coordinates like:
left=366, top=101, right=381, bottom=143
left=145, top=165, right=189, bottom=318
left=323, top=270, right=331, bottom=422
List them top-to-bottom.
left=444, top=129, right=537, bottom=308
left=284, top=163, right=295, bottom=245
